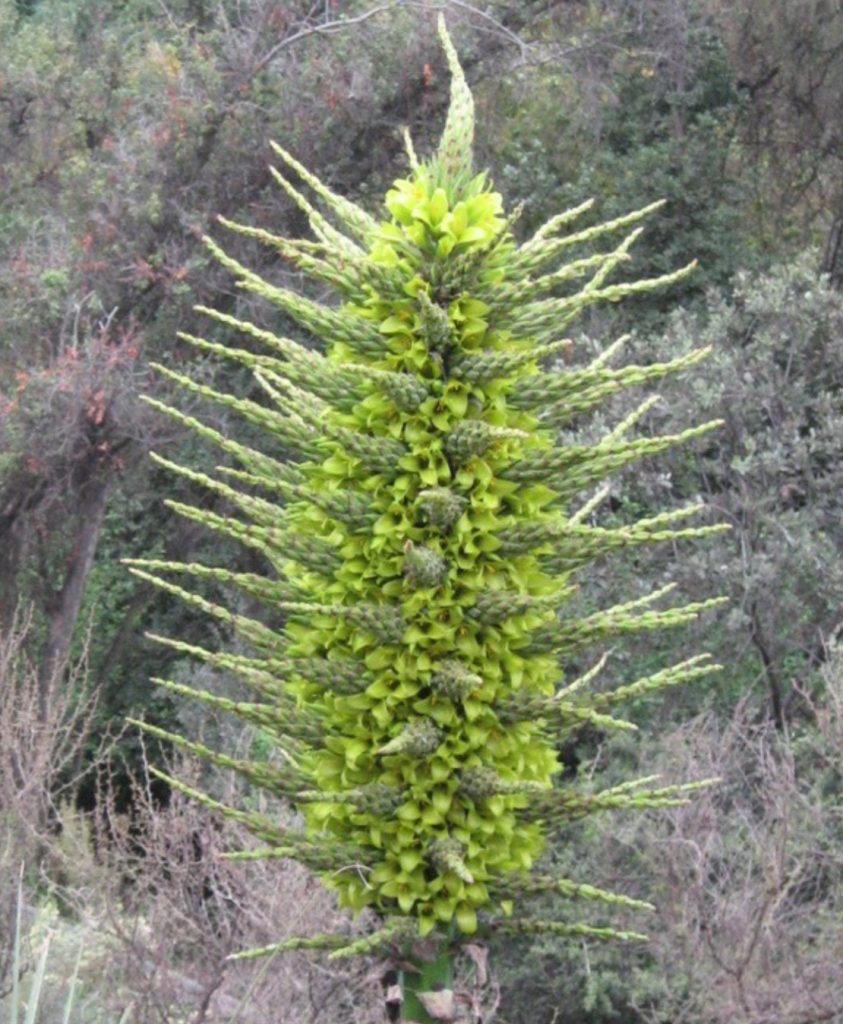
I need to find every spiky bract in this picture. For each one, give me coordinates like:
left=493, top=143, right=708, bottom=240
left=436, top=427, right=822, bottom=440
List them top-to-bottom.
left=131, top=17, right=723, bottom=955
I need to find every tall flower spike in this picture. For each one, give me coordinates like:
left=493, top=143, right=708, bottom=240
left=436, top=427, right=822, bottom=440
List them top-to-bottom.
left=435, top=15, right=474, bottom=185
left=135, top=16, right=723, bottom=1003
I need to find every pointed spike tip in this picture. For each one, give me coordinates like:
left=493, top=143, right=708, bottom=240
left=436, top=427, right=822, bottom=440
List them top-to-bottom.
left=436, top=15, right=475, bottom=182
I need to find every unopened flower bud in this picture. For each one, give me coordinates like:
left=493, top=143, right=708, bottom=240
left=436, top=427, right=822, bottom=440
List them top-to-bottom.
left=417, top=290, right=453, bottom=353
left=445, top=420, right=528, bottom=463
left=416, top=487, right=467, bottom=530
left=403, top=540, right=448, bottom=588
left=431, top=659, right=482, bottom=701
left=377, top=719, right=442, bottom=757
left=459, top=766, right=503, bottom=801
left=430, top=837, right=474, bottom=883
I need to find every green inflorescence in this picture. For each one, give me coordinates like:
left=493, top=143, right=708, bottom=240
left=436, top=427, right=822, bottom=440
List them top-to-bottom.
left=127, top=17, right=725, bottom=956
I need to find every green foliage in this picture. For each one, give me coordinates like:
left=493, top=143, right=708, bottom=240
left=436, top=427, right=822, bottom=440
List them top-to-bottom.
left=492, top=9, right=753, bottom=320
left=129, top=18, right=722, bottom=960
left=545, top=248, right=843, bottom=746
left=624, top=252, right=843, bottom=721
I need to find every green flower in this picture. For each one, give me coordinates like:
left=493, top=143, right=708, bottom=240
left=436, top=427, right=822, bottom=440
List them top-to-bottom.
left=129, top=16, right=724, bottom=959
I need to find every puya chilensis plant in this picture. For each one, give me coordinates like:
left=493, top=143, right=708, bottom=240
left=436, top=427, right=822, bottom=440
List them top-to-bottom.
left=126, top=16, right=726, bottom=1019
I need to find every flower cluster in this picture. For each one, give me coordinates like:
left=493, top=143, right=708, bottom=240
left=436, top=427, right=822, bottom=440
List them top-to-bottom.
left=128, top=17, right=724, bottom=958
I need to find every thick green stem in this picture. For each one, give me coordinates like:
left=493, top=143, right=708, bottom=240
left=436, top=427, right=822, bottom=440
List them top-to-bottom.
left=400, top=933, right=454, bottom=1024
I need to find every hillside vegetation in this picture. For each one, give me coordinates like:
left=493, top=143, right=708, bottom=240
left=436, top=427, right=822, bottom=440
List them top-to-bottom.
left=2, top=2, right=842, bottom=1021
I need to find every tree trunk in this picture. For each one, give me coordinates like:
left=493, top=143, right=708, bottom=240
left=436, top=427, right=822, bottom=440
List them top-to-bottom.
left=821, top=212, right=843, bottom=289
left=38, top=471, right=112, bottom=705
left=749, top=601, right=785, bottom=731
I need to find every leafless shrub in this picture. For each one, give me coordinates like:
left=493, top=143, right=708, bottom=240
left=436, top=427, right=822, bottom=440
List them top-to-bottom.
left=0, top=604, right=99, bottom=995
left=0, top=608, right=380, bottom=1021
left=610, top=645, right=843, bottom=1024
left=50, top=742, right=381, bottom=1024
